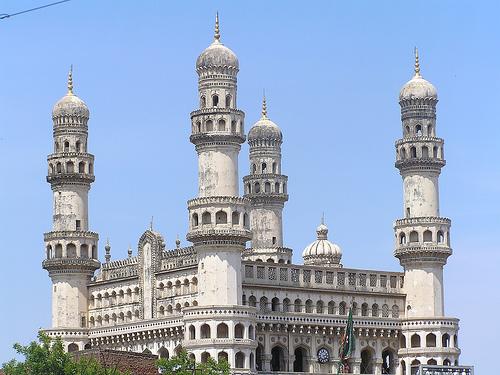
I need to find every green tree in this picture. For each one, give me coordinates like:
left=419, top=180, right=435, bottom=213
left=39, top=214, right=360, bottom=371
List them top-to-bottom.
left=2, top=332, right=127, bottom=375
left=157, top=350, right=229, bottom=375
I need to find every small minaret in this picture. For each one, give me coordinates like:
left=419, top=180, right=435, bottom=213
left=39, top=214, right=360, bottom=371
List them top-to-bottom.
left=394, top=50, right=459, bottom=370
left=43, top=68, right=99, bottom=351
left=243, top=95, right=290, bottom=262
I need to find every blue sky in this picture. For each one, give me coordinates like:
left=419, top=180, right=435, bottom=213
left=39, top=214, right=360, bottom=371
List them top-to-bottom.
left=0, top=0, right=498, bottom=372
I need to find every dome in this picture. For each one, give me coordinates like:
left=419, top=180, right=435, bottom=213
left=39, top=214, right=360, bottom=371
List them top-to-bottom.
left=196, top=14, right=238, bottom=71
left=399, top=48, right=437, bottom=101
left=52, top=69, right=89, bottom=119
left=248, top=96, right=282, bottom=142
left=302, top=221, right=342, bottom=267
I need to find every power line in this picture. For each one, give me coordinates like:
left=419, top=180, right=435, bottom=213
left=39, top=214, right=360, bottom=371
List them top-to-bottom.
left=0, top=0, right=71, bottom=20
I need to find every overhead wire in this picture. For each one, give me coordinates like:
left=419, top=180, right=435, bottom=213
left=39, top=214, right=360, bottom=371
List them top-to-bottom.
left=0, top=0, right=71, bottom=20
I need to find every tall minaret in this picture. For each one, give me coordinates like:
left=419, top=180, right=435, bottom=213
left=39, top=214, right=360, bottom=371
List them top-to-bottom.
left=184, top=15, right=255, bottom=368
left=394, top=50, right=459, bottom=371
left=43, top=68, right=99, bottom=351
left=243, top=95, right=290, bottom=263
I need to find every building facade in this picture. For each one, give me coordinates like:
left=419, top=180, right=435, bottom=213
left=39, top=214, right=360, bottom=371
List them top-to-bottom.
left=42, top=16, right=462, bottom=375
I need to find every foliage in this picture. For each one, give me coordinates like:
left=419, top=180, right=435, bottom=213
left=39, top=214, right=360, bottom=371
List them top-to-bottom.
left=2, top=332, right=127, bottom=375
left=157, top=350, right=230, bottom=375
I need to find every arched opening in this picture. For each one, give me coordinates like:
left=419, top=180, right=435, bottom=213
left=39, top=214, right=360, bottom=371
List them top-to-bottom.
left=212, top=95, right=219, bottom=107
left=225, top=95, right=231, bottom=108
left=200, top=96, right=206, bottom=108
left=218, top=119, right=226, bottom=131
left=206, top=120, right=213, bottom=131
left=231, top=120, right=236, bottom=133
left=197, top=121, right=201, bottom=133
left=416, top=124, right=422, bottom=136
left=427, top=124, right=433, bottom=136
left=405, top=125, right=410, bottom=135
left=64, top=141, right=70, bottom=152
left=75, top=141, right=81, bottom=152
left=410, top=146, right=417, bottom=158
left=422, top=146, right=429, bottom=158
left=433, top=146, right=438, bottom=158
left=400, top=148, right=407, bottom=159
left=66, top=161, right=74, bottom=173
left=78, top=161, right=85, bottom=173
left=56, top=162, right=62, bottom=173
left=262, top=162, right=267, bottom=173
left=272, top=162, right=277, bottom=173
left=89, top=163, right=93, bottom=174
left=252, top=164, right=257, bottom=174
left=265, top=181, right=271, bottom=193
left=255, top=182, right=261, bottom=193
left=274, top=182, right=280, bottom=193
left=283, top=182, right=287, bottom=193
left=215, top=210, right=227, bottom=224
left=202, top=211, right=211, bottom=225
left=232, top=211, right=240, bottom=225
left=192, top=213, right=199, bottom=227
left=243, top=213, right=249, bottom=228
left=423, top=230, right=432, bottom=242
left=409, top=231, right=419, bottom=243
left=437, top=231, right=444, bottom=243
left=399, top=232, right=407, bottom=245
left=67, top=243, right=77, bottom=258
left=80, top=244, right=88, bottom=258
left=46, top=245, right=52, bottom=259
left=91, top=245, right=97, bottom=259
left=266, top=258, right=274, bottom=263
left=248, top=295, right=256, bottom=307
left=260, top=296, right=268, bottom=312
left=271, top=297, right=280, bottom=312
left=282, top=298, right=290, bottom=312
left=294, top=299, right=302, bottom=313
left=305, top=299, right=313, bottom=313
left=316, top=300, right=324, bottom=314
left=328, top=301, right=335, bottom=314
left=339, top=301, right=347, bottom=315
left=371, top=303, right=379, bottom=317
left=382, top=304, right=389, bottom=317
left=158, top=305, right=165, bottom=316
left=392, top=305, right=399, bottom=318
left=217, top=323, right=229, bottom=338
left=234, top=323, right=244, bottom=339
left=201, top=324, right=211, bottom=339
left=188, top=325, right=195, bottom=340
left=248, top=325, right=254, bottom=340
left=426, top=333, right=437, bottom=347
left=442, top=333, right=450, bottom=347
left=399, top=334, right=406, bottom=348
left=411, top=334, right=421, bottom=348
left=67, top=343, right=79, bottom=352
left=84, top=343, right=91, bottom=350
left=256, top=344, right=264, bottom=371
left=271, top=346, right=285, bottom=372
left=158, top=347, right=169, bottom=359
left=293, top=347, right=307, bottom=372
left=360, top=347, right=375, bottom=374
left=382, top=348, right=396, bottom=374
left=218, top=351, right=228, bottom=363
left=235, top=351, right=245, bottom=369
left=201, top=352, right=210, bottom=363
left=250, top=352, right=255, bottom=371
left=427, top=359, right=437, bottom=365
left=443, top=359, right=451, bottom=366
left=401, top=360, right=406, bottom=375
left=411, top=360, right=421, bottom=375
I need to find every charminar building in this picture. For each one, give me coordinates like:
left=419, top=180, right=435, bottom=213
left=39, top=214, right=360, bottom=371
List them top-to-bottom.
left=42, top=15, right=463, bottom=375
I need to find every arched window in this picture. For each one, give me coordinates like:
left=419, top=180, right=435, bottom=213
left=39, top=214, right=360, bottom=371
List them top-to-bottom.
left=212, top=95, right=219, bottom=107
left=225, top=95, right=231, bottom=108
left=200, top=96, right=206, bottom=108
left=218, top=119, right=226, bottom=131
left=206, top=120, right=213, bottom=131
left=231, top=120, right=236, bottom=133
left=196, top=121, right=201, bottom=133
left=416, top=124, right=422, bottom=136
left=427, top=124, right=433, bottom=136
left=405, top=125, right=410, bottom=136
left=55, top=141, right=59, bottom=152
left=64, top=141, right=70, bottom=152
left=75, top=141, right=81, bottom=152
left=410, top=146, right=417, bottom=158
left=422, top=146, right=429, bottom=158
left=400, top=148, right=407, bottom=159
left=66, top=161, right=74, bottom=173
left=78, top=161, right=85, bottom=173
left=272, top=162, right=277, bottom=173
left=56, top=163, right=62, bottom=173
left=262, top=163, right=267, bottom=173
left=252, top=164, right=257, bottom=174
left=254, top=182, right=260, bottom=193
left=265, top=182, right=271, bottom=193
left=274, top=182, right=280, bottom=193
left=246, top=183, right=251, bottom=194
left=215, top=210, right=227, bottom=224
left=202, top=211, right=211, bottom=225
left=232, top=211, right=240, bottom=225
left=192, top=213, right=199, bottom=227
left=243, top=213, right=249, bottom=228
left=423, top=230, right=432, bottom=242
left=409, top=231, right=419, bottom=243
left=437, top=231, right=444, bottom=243
left=399, top=232, right=407, bottom=245
left=67, top=243, right=77, bottom=258
left=80, top=244, right=89, bottom=258
left=91, top=245, right=97, bottom=259
left=248, top=295, right=256, bottom=307
left=260, top=296, right=268, bottom=312
left=271, top=297, right=280, bottom=312
left=282, top=298, right=290, bottom=312
left=294, top=299, right=302, bottom=312
left=305, top=299, right=313, bottom=313
left=316, top=300, right=324, bottom=314
left=328, top=301, right=335, bottom=314
left=339, top=301, right=347, bottom=315
left=361, top=302, right=368, bottom=316
left=371, top=303, right=379, bottom=317
left=382, top=304, right=389, bottom=317
left=392, top=304, right=399, bottom=318
left=159, top=305, right=165, bottom=316
left=217, top=323, right=229, bottom=338
left=235, top=323, right=244, bottom=339
left=201, top=324, right=211, bottom=339
left=248, top=325, right=254, bottom=340
left=426, top=333, right=436, bottom=347
left=442, top=333, right=450, bottom=347
left=400, top=334, right=406, bottom=348
left=411, top=334, right=421, bottom=348
left=67, top=343, right=79, bottom=352
left=271, top=346, right=285, bottom=372
left=158, top=347, right=169, bottom=359
left=293, top=347, right=307, bottom=372
left=360, top=347, right=374, bottom=374
left=382, top=348, right=396, bottom=374
left=218, top=351, right=228, bottom=363
left=201, top=352, right=211, bottom=363
left=235, top=352, right=245, bottom=369
left=427, top=359, right=437, bottom=365
left=443, top=359, right=451, bottom=366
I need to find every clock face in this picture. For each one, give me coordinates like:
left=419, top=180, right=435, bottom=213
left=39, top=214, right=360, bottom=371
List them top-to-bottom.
left=317, top=348, right=329, bottom=364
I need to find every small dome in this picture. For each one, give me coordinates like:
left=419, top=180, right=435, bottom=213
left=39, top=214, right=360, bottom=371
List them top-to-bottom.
left=196, top=14, right=238, bottom=71
left=399, top=48, right=437, bottom=101
left=52, top=69, right=89, bottom=119
left=248, top=96, right=282, bottom=142
left=302, top=221, right=342, bottom=267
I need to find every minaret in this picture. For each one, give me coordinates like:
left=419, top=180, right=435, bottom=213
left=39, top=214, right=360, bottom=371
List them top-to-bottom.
left=184, top=15, right=255, bottom=368
left=394, top=50, right=459, bottom=371
left=43, top=68, right=99, bottom=351
left=243, top=95, right=290, bottom=263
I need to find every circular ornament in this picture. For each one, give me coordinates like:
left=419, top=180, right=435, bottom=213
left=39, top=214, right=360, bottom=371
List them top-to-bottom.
left=317, top=348, right=329, bottom=364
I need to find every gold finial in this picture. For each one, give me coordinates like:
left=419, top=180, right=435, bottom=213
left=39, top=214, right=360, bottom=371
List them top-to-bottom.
left=214, top=12, right=220, bottom=41
left=414, top=47, right=421, bottom=77
left=67, top=65, right=73, bottom=95
left=261, top=90, right=267, bottom=118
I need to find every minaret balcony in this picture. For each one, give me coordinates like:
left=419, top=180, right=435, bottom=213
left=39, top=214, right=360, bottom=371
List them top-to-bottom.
left=190, top=107, right=244, bottom=117
left=395, top=158, right=445, bottom=173
left=47, top=172, right=95, bottom=185
left=394, top=245, right=452, bottom=265
left=42, top=257, right=100, bottom=275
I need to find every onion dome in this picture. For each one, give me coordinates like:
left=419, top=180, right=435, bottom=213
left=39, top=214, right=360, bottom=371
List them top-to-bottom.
left=196, top=13, right=239, bottom=71
left=399, top=48, right=437, bottom=101
left=52, top=67, right=89, bottom=119
left=248, top=95, right=282, bottom=142
left=302, top=219, right=342, bottom=267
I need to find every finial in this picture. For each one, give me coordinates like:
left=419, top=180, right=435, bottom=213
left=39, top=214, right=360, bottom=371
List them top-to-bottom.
left=214, top=12, right=220, bottom=42
left=414, top=47, right=421, bottom=77
left=67, top=65, right=73, bottom=95
left=261, top=90, right=267, bottom=118
left=321, top=212, right=325, bottom=225
left=150, top=216, right=154, bottom=231
left=176, top=234, right=181, bottom=249
left=105, top=238, right=111, bottom=263
left=128, top=244, right=132, bottom=258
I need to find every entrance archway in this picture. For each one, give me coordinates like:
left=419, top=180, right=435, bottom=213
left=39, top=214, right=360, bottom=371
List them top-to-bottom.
left=256, top=344, right=264, bottom=371
left=271, top=346, right=285, bottom=371
left=293, top=347, right=307, bottom=372
left=361, top=347, right=375, bottom=374
left=382, top=348, right=396, bottom=374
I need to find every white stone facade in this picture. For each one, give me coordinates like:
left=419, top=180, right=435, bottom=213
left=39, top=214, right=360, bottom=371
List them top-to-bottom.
left=42, top=18, right=462, bottom=375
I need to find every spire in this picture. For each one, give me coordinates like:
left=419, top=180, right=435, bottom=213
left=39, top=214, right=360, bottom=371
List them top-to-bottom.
left=214, top=12, right=220, bottom=42
left=414, top=47, right=421, bottom=77
left=67, top=65, right=73, bottom=95
left=261, top=91, right=268, bottom=119
left=321, top=212, right=325, bottom=225
left=150, top=216, right=154, bottom=231
left=176, top=234, right=181, bottom=249
left=105, top=238, right=111, bottom=263
left=128, top=244, right=132, bottom=258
